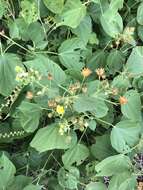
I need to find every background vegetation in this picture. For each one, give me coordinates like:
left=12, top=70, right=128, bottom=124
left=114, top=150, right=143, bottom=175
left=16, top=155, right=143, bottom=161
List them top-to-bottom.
left=0, top=0, right=143, bottom=189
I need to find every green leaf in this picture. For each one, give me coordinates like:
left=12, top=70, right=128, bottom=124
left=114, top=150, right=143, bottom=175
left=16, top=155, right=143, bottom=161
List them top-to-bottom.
left=0, top=0, right=7, bottom=18
left=20, top=0, right=38, bottom=24
left=39, top=0, right=49, bottom=17
left=43, top=0, right=65, bottom=14
left=57, top=0, right=86, bottom=28
left=90, top=0, right=109, bottom=18
left=91, top=0, right=100, bottom=4
left=97, top=0, right=123, bottom=29
left=109, top=0, right=124, bottom=13
left=137, top=3, right=143, bottom=25
left=100, top=12, right=123, bottom=38
left=72, top=16, right=92, bottom=45
left=13, top=18, right=29, bottom=41
left=8, top=20, right=20, bottom=39
left=26, top=22, right=45, bottom=46
left=138, top=25, right=143, bottom=42
left=89, top=32, right=99, bottom=45
left=58, top=38, right=85, bottom=70
left=126, top=46, right=143, bottom=75
left=106, top=50, right=125, bottom=75
left=87, top=51, right=108, bottom=70
left=0, top=53, right=22, bottom=96
left=24, top=55, right=66, bottom=84
left=111, top=75, right=130, bottom=94
left=82, top=80, right=102, bottom=95
left=121, top=90, right=142, bottom=121
left=73, top=95, right=108, bottom=118
left=17, top=102, right=41, bottom=133
left=88, top=120, right=96, bottom=131
left=111, top=120, right=141, bottom=153
left=30, top=124, right=77, bottom=152
left=91, top=134, right=116, bottom=160
left=62, top=144, right=89, bottom=168
left=0, top=153, right=16, bottom=189
left=95, top=154, right=132, bottom=176
left=58, top=167, right=79, bottom=190
left=109, top=172, right=137, bottom=190
left=10, top=175, right=32, bottom=190
left=118, top=176, right=137, bottom=190
left=47, top=177, right=63, bottom=190
left=86, top=182, right=106, bottom=190
left=23, top=184, right=41, bottom=190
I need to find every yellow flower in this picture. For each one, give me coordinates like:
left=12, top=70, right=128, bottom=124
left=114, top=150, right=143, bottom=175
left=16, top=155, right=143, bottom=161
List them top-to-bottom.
left=15, top=66, right=23, bottom=73
left=56, top=105, right=65, bottom=115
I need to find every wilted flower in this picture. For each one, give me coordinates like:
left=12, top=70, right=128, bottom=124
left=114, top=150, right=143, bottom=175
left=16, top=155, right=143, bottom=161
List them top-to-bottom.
left=122, top=27, right=135, bottom=43
left=0, top=30, right=5, bottom=36
left=15, top=65, right=42, bottom=86
left=96, top=68, right=105, bottom=79
left=16, top=72, right=28, bottom=82
left=48, top=73, right=53, bottom=80
left=69, top=82, right=80, bottom=93
left=82, top=85, right=87, bottom=93
left=111, top=88, right=118, bottom=95
left=26, top=91, right=34, bottom=100
left=55, top=96, right=62, bottom=103
left=48, top=99, right=57, bottom=108
left=48, top=113, right=53, bottom=118
left=59, top=121, right=69, bottom=135
left=59, top=124, right=65, bottom=135
left=138, top=182, right=143, bottom=190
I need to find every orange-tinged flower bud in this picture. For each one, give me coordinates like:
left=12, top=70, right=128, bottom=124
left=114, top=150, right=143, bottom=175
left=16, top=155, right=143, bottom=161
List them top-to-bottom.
left=81, top=68, right=92, bottom=78
left=119, top=96, right=128, bottom=105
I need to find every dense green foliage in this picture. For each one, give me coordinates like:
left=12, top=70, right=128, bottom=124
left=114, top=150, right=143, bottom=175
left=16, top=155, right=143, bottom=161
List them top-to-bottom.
left=0, top=0, right=143, bottom=189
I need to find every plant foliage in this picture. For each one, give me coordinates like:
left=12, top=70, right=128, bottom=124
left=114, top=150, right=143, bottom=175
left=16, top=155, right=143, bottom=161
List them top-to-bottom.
left=0, top=0, right=143, bottom=189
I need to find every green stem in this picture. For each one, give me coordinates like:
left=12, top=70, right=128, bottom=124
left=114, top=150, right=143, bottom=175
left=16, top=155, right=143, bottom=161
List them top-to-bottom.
left=0, top=32, right=32, bottom=53
left=0, top=39, right=3, bottom=55
left=35, top=51, right=58, bottom=55
left=95, top=117, right=115, bottom=128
